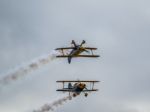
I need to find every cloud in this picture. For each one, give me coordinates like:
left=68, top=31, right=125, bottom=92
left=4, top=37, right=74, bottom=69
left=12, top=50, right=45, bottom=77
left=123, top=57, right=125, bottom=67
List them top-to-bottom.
left=0, top=0, right=150, bottom=112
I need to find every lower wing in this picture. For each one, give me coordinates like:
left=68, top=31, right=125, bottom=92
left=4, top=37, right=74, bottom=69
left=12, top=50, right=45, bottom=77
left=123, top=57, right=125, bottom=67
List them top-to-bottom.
left=84, top=47, right=97, bottom=50
left=56, top=55, right=100, bottom=58
left=82, top=89, right=98, bottom=92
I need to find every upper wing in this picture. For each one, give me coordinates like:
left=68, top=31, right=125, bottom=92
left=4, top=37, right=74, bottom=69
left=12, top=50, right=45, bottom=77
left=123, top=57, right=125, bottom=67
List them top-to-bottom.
left=55, top=47, right=74, bottom=50
left=56, top=47, right=97, bottom=50
left=84, top=47, right=97, bottom=50
left=56, top=55, right=70, bottom=58
left=56, top=80, right=100, bottom=83
left=56, top=89, right=72, bottom=92
left=57, top=89, right=98, bottom=92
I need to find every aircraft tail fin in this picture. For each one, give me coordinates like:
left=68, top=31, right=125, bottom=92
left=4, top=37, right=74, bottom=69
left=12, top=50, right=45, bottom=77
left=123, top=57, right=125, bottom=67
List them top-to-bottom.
left=71, top=40, right=77, bottom=47
left=80, top=40, right=86, bottom=47
left=68, top=57, right=72, bottom=64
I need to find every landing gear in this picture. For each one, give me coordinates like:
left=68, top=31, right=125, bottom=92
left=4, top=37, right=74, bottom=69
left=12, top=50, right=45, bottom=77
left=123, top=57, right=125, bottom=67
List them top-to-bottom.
left=73, top=93, right=77, bottom=97
left=84, top=93, right=88, bottom=97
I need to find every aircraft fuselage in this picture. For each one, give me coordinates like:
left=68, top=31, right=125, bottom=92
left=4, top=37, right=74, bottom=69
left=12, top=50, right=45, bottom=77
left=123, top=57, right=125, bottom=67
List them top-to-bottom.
left=68, top=46, right=86, bottom=63
left=70, top=47, right=85, bottom=56
left=72, top=83, right=86, bottom=97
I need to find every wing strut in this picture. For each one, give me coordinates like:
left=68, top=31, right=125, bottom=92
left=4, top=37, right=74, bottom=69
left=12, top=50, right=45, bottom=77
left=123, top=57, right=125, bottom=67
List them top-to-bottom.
left=61, top=49, right=65, bottom=56
left=91, top=49, right=94, bottom=55
left=63, top=82, right=64, bottom=89
left=92, top=82, right=94, bottom=90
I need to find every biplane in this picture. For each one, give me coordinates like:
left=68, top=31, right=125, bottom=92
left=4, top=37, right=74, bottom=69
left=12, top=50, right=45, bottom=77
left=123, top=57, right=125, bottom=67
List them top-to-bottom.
left=55, top=40, right=100, bottom=63
left=56, top=80, right=99, bottom=99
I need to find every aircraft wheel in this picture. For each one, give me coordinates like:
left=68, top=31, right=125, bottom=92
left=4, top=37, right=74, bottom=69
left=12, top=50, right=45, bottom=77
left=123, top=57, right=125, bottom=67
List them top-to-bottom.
left=73, top=93, right=76, bottom=97
left=85, top=93, right=88, bottom=97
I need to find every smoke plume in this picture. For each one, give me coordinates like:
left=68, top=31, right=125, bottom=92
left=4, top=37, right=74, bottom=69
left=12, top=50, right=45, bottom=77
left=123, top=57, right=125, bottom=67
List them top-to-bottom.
left=0, top=51, right=58, bottom=85
left=33, top=95, right=72, bottom=112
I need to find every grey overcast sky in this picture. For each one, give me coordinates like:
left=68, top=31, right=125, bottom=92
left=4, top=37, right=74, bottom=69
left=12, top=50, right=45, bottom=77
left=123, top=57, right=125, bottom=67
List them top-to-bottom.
left=0, top=0, right=150, bottom=112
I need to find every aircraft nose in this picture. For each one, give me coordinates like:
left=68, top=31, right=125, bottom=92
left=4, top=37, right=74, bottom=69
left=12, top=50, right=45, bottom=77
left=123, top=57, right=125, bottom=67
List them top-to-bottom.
left=81, top=84, right=86, bottom=88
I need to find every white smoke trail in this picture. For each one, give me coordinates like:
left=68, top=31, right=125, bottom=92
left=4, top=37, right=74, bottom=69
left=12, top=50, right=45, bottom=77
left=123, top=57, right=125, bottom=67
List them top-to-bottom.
left=0, top=50, right=58, bottom=85
left=33, top=95, right=72, bottom=112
